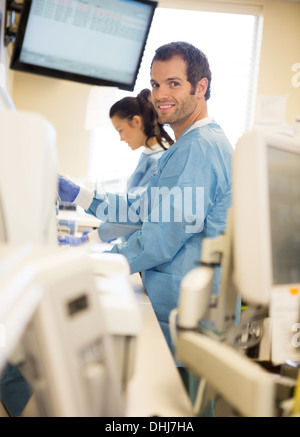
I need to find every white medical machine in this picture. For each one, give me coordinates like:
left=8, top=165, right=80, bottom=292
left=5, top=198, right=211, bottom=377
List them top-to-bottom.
left=0, top=107, right=138, bottom=416
left=0, top=108, right=58, bottom=245
left=0, top=108, right=59, bottom=372
left=170, top=128, right=300, bottom=417
left=233, top=128, right=300, bottom=365
left=0, top=244, right=43, bottom=375
left=0, top=244, right=125, bottom=417
left=20, top=246, right=125, bottom=417
left=87, top=250, right=141, bottom=394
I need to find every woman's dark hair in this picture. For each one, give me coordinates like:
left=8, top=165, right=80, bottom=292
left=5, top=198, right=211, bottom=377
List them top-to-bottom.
left=109, top=88, right=174, bottom=149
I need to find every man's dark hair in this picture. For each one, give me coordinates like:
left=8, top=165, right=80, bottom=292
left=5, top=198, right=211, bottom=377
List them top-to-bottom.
left=151, top=41, right=212, bottom=100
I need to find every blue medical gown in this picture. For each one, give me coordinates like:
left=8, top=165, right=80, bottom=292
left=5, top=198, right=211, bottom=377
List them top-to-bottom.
left=86, top=121, right=233, bottom=356
left=97, top=147, right=166, bottom=242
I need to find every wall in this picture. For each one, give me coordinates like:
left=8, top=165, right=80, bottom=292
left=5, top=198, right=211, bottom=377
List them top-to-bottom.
left=1, top=0, right=300, bottom=178
left=256, top=0, right=300, bottom=124
left=12, top=74, right=91, bottom=177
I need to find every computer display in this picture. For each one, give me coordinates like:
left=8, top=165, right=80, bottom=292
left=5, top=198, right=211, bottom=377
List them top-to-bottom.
left=10, top=0, right=157, bottom=91
left=233, top=128, right=300, bottom=306
left=268, top=145, right=300, bottom=286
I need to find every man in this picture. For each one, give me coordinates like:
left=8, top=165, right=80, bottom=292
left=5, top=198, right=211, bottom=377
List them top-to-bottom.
left=59, top=41, right=233, bottom=414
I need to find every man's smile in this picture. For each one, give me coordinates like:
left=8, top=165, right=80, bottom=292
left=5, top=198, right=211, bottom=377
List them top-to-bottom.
left=157, top=103, right=175, bottom=113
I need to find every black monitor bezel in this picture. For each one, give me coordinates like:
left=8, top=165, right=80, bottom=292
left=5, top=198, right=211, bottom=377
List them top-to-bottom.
left=9, top=0, right=157, bottom=91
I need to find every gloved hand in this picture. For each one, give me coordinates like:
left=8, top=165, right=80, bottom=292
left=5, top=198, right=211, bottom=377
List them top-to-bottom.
left=58, top=174, right=80, bottom=203
left=58, top=232, right=89, bottom=246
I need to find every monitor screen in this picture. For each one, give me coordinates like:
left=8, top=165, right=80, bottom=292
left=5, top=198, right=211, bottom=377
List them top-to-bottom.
left=10, top=0, right=157, bottom=91
left=268, top=146, right=300, bottom=286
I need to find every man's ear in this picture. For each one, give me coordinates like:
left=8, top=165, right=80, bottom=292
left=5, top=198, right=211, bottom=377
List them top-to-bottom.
left=196, top=77, right=208, bottom=99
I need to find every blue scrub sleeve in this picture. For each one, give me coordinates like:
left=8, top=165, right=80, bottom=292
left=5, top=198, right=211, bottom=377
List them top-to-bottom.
left=97, top=221, right=141, bottom=242
left=0, top=363, right=32, bottom=417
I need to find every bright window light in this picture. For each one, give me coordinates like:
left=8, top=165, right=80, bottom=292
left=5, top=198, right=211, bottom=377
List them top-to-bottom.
left=88, top=6, right=262, bottom=189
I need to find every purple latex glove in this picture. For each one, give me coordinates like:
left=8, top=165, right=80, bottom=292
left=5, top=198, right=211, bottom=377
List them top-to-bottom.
left=58, top=174, right=80, bottom=202
left=58, top=233, right=89, bottom=246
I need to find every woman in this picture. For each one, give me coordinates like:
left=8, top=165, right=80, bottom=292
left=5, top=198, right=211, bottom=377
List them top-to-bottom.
left=58, top=88, right=174, bottom=246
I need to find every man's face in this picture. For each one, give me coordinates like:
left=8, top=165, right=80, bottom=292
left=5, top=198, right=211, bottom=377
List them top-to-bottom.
left=150, top=56, right=198, bottom=129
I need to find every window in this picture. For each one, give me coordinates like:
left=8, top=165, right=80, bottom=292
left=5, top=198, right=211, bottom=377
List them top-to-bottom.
left=87, top=5, right=263, bottom=190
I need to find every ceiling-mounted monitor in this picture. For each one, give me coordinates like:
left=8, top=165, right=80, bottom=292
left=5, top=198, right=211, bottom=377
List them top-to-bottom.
left=9, top=0, right=157, bottom=91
